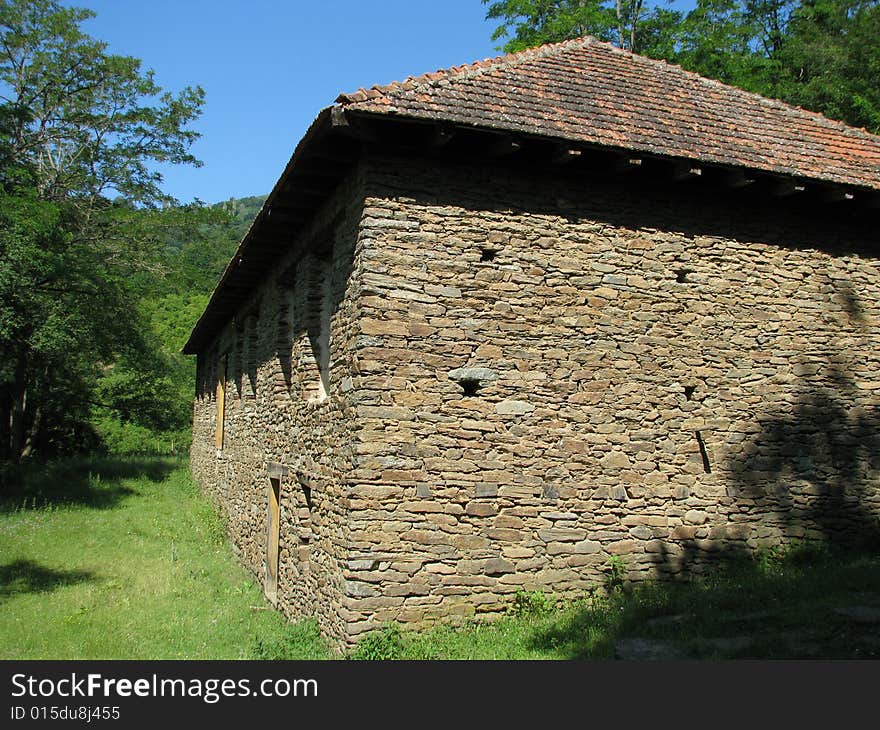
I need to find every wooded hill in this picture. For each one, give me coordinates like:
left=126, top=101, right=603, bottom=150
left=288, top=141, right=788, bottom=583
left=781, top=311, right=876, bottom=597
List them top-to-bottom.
left=93, top=195, right=267, bottom=455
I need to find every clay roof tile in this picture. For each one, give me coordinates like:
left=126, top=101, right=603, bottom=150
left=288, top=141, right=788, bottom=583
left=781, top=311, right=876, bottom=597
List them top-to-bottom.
left=337, top=35, right=880, bottom=191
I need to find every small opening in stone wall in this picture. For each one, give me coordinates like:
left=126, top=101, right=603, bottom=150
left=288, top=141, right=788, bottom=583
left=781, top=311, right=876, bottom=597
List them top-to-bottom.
left=480, top=248, right=497, bottom=262
left=676, top=269, right=691, bottom=283
left=459, top=378, right=482, bottom=396
left=684, top=385, right=696, bottom=401
left=695, top=430, right=712, bottom=473
left=299, top=480, right=312, bottom=544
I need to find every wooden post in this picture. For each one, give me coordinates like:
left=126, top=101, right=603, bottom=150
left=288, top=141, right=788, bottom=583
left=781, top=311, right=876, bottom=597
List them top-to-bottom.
left=215, top=355, right=227, bottom=450
left=265, top=477, right=281, bottom=604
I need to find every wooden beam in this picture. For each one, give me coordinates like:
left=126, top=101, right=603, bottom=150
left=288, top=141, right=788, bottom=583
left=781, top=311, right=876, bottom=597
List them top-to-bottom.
left=329, top=105, right=351, bottom=130
left=330, top=106, right=380, bottom=143
left=428, top=125, right=455, bottom=148
left=486, top=136, right=522, bottom=156
left=302, top=144, right=359, bottom=165
left=551, top=146, right=582, bottom=165
left=611, top=155, right=643, bottom=174
left=292, top=162, right=349, bottom=180
left=671, top=162, right=702, bottom=182
left=723, top=170, right=756, bottom=189
left=771, top=179, right=806, bottom=197
left=280, top=181, right=332, bottom=199
left=820, top=186, right=855, bottom=203
left=263, top=206, right=304, bottom=225
left=277, top=261, right=299, bottom=289
left=267, top=462, right=289, bottom=478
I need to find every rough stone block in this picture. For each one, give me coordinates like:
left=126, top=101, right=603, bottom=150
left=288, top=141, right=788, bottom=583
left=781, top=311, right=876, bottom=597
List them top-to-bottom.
left=495, top=399, right=536, bottom=416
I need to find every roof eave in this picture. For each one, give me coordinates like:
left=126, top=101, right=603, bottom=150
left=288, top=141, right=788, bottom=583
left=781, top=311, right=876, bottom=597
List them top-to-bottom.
left=182, top=106, right=340, bottom=355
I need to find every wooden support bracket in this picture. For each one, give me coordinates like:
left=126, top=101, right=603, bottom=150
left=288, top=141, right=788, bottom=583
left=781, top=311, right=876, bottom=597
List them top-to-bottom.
left=267, top=462, right=289, bottom=478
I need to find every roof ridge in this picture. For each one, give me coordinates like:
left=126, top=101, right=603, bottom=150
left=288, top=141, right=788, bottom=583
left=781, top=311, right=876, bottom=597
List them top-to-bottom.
left=340, top=33, right=879, bottom=143
left=336, top=36, right=597, bottom=105
left=588, top=37, right=880, bottom=141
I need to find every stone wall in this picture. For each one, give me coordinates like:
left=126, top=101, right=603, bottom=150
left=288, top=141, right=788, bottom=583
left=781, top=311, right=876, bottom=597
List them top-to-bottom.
left=191, top=150, right=880, bottom=646
left=341, top=152, right=880, bottom=639
left=190, top=166, right=368, bottom=645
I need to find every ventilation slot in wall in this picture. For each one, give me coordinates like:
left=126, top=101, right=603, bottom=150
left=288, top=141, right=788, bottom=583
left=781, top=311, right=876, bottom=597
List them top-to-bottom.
left=480, top=248, right=497, bottom=262
left=676, top=269, right=691, bottom=283
left=448, top=367, right=497, bottom=397
left=459, top=379, right=482, bottom=396
left=695, top=431, right=712, bottom=473
left=299, top=479, right=313, bottom=544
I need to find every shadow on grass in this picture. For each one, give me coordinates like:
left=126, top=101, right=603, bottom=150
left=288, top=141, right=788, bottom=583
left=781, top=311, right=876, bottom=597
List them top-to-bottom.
left=0, top=456, right=181, bottom=513
left=528, top=546, right=880, bottom=659
left=0, top=559, right=96, bottom=603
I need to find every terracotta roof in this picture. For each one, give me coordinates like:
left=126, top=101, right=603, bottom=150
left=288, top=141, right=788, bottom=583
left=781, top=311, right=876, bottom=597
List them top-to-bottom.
left=338, top=36, right=880, bottom=191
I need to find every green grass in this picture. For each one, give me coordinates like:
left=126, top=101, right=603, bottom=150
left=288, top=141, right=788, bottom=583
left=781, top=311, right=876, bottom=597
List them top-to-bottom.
left=2, top=456, right=879, bottom=660
left=0, top=457, right=328, bottom=659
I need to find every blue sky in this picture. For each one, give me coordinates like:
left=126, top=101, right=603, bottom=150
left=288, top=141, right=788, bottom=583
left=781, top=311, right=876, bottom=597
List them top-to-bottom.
left=77, top=1, right=693, bottom=204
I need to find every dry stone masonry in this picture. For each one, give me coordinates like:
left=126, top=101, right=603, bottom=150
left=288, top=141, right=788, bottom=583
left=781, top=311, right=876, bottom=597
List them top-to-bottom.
left=191, top=152, right=880, bottom=647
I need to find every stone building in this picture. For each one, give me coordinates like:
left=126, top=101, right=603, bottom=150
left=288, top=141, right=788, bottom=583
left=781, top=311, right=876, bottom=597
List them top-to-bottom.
left=184, top=37, right=880, bottom=646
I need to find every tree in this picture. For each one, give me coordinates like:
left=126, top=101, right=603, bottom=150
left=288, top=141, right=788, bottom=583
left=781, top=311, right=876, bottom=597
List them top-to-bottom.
left=0, top=0, right=205, bottom=461
left=482, top=0, right=683, bottom=54
left=675, top=0, right=774, bottom=91
left=778, top=0, right=880, bottom=133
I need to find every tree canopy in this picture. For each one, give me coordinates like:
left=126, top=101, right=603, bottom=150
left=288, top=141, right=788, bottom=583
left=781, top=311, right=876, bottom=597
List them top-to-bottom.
left=0, top=0, right=207, bottom=461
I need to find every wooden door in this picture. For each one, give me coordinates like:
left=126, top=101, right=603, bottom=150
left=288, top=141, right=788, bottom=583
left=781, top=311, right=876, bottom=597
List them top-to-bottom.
left=215, top=356, right=227, bottom=449
left=265, top=477, right=281, bottom=603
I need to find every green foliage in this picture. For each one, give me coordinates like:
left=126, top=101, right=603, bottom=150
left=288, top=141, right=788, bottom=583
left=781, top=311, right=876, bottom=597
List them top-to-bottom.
left=0, top=0, right=209, bottom=462
left=0, top=0, right=203, bottom=202
left=482, top=0, right=683, bottom=53
left=676, top=0, right=774, bottom=90
left=777, top=0, right=880, bottom=132
left=0, top=2, right=266, bottom=463
left=87, top=194, right=263, bottom=457
left=90, top=416, right=190, bottom=456
left=3, top=455, right=879, bottom=660
left=341, top=544, right=880, bottom=659
left=604, top=555, right=626, bottom=593
left=509, top=588, right=554, bottom=616
left=251, top=619, right=330, bottom=660
left=348, top=623, right=408, bottom=660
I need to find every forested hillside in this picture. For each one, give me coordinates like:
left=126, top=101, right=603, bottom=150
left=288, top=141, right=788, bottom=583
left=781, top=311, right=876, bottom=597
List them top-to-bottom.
left=93, top=196, right=266, bottom=455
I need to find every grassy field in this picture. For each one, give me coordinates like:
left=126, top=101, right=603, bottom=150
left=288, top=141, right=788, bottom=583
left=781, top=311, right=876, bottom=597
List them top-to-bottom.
left=0, top=457, right=327, bottom=659
left=2, top=457, right=879, bottom=660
